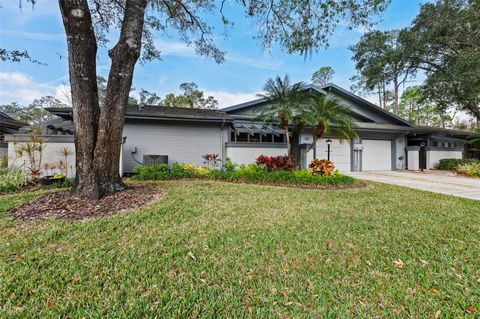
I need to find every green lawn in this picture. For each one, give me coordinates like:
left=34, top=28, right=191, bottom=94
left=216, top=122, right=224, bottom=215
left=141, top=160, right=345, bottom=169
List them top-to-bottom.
left=1, top=181, right=479, bottom=318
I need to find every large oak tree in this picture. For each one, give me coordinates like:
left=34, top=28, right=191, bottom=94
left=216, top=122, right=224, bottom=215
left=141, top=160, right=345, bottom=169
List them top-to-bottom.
left=20, top=0, right=390, bottom=199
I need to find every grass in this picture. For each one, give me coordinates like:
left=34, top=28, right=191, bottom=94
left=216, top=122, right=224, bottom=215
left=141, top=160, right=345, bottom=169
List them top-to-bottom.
left=0, top=180, right=479, bottom=318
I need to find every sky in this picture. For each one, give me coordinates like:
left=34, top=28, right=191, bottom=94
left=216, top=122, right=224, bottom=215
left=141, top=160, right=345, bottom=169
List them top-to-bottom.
left=0, top=0, right=428, bottom=109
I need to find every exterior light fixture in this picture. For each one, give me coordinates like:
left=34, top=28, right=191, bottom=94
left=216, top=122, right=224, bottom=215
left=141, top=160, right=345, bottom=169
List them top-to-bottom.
left=326, top=139, right=332, bottom=161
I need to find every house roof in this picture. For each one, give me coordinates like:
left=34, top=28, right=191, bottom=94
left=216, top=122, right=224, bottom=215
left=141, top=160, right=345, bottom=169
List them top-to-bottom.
left=220, top=83, right=414, bottom=127
left=46, top=105, right=233, bottom=123
left=0, top=111, right=26, bottom=130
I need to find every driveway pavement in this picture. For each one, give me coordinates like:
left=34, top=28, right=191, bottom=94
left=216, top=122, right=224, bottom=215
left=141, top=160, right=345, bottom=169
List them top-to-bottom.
left=347, top=170, right=480, bottom=200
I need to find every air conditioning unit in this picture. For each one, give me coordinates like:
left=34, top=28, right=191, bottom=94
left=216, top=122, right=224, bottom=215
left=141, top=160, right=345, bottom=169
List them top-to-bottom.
left=143, top=155, right=168, bottom=165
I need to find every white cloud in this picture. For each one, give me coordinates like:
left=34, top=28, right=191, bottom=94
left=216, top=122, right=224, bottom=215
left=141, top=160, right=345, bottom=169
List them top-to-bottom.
left=0, top=29, right=64, bottom=41
left=154, top=39, right=282, bottom=70
left=155, top=39, right=196, bottom=58
left=0, top=72, right=70, bottom=105
left=205, top=90, right=258, bottom=108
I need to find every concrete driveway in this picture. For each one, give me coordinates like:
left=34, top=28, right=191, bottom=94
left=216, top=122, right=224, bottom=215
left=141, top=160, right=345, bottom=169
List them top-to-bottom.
left=347, top=170, right=480, bottom=200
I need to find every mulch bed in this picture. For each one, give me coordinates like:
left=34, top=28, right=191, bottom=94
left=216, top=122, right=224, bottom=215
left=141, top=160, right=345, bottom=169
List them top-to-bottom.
left=11, top=185, right=163, bottom=221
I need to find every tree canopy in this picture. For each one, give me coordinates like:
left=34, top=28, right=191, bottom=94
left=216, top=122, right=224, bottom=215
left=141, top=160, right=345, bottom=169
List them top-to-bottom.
left=350, top=0, right=480, bottom=125
left=311, top=66, right=334, bottom=86
left=162, top=83, right=218, bottom=109
left=0, top=96, right=70, bottom=125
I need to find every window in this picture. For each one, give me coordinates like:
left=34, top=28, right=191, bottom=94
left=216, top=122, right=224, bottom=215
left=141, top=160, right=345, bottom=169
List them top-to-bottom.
left=236, top=132, right=248, bottom=142
left=249, top=133, right=261, bottom=142
left=261, top=134, right=273, bottom=143
left=273, top=134, right=285, bottom=143
left=432, top=141, right=439, bottom=147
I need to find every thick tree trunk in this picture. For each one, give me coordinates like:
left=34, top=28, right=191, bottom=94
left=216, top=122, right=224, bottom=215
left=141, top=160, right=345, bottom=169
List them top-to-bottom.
left=59, top=0, right=101, bottom=199
left=59, top=0, right=148, bottom=200
left=94, top=0, right=147, bottom=197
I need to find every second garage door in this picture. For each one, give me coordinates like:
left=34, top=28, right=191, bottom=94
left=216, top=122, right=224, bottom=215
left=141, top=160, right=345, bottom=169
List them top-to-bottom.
left=362, top=139, right=392, bottom=171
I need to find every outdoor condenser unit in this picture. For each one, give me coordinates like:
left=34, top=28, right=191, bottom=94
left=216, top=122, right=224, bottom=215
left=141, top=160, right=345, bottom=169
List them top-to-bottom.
left=143, top=155, right=168, bottom=165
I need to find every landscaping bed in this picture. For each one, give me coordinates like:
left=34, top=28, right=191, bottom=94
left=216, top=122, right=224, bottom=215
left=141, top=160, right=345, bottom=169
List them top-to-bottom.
left=438, top=158, right=480, bottom=178
left=133, top=162, right=358, bottom=188
left=10, top=185, right=162, bottom=221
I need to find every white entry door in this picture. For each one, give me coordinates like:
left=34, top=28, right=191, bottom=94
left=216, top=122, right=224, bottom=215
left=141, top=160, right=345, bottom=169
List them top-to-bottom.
left=362, top=139, right=392, bottom=171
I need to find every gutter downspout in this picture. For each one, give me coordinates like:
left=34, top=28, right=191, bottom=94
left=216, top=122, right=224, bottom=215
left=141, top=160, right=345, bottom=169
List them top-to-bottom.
left=220, top=119, right=226, bottom=171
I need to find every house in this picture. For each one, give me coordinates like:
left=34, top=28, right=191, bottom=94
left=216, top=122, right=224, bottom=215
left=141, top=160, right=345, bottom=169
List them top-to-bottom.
left=4, top=83, right=470, bottom=175
left=0, top=111, right=26, bottom=157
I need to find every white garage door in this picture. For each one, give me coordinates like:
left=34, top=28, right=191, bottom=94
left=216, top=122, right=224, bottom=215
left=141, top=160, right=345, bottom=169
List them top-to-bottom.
left=362, top=139, right=392, bottom=171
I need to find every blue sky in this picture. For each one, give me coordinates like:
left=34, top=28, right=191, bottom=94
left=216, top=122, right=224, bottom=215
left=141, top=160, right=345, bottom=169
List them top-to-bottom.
left=0, top=0, right=427, bottom=108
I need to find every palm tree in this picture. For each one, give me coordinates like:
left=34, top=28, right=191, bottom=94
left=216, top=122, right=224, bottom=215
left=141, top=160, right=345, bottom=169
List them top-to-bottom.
left=256, top=75, right=307, bottom=156
left=301, top=94, right=357, bottom=156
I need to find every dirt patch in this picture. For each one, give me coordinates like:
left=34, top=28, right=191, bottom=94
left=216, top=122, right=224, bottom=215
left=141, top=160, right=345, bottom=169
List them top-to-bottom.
left=11, top=185, right=163, bottom=221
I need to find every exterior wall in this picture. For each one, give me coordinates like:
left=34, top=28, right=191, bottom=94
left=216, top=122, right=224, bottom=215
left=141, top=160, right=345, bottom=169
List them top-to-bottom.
left=122, top=120, right=224, bottom=172
left=395, top=135, right=407, bottom=170
left=8, top=140, right=76, bottom=177
left=226, top=145, right=288, bottom=166
left=407, top=150, right=420, bottom=170
left=427, top=150, right=463, bottom=169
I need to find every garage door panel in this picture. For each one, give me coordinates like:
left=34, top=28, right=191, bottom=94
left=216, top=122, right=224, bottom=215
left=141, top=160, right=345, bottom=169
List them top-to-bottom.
left=362, top=139, right=392, bottom=171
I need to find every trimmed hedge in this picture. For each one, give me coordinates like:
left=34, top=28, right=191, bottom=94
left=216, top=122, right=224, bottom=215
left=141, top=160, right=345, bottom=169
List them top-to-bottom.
left=438, top=158, right=478, bottom=170
left=133, top=163, right=356, bottom=187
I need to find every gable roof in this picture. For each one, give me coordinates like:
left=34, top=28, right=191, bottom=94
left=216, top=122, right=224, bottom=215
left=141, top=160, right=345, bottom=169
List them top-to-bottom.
left=220, top=83, right=414, bottom=127
left=46, top=105, right=233, bottom=123
left=0, top=111, right=27, bottom=130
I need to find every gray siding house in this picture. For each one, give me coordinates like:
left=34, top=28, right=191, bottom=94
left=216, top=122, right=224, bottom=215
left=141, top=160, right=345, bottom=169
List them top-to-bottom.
left=4, top=83, right=470, bottom=175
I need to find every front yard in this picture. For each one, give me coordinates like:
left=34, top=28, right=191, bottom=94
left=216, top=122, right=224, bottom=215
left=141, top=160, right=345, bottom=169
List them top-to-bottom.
left=1, top=180, right=479, bottom=318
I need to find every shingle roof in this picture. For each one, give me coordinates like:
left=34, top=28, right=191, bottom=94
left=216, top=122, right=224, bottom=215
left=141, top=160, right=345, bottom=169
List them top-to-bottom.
left=46, top=105, right=233, bottom=122
left=0, top=111, right=26, bottom=129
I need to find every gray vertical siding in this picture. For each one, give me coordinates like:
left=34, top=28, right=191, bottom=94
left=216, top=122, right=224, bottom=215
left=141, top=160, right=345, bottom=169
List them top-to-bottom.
left=122, top=120, right=223, bottom=172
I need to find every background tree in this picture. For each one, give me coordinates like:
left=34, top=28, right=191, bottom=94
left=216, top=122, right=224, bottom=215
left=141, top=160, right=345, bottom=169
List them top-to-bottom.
left=18, top=0, right=390, bottom=199
left=400, top=0, right=480, bottom=124
left=350, top=30, right=411, bottom=113
left=311, top=66, right=334, bottom=86
left=257, top=75, right=307, bottom=156
left=162, top=82, right=218, bottom=109
left=394, top=86, right=453, bottom=128
left=0, top=96, right=70, bottom=125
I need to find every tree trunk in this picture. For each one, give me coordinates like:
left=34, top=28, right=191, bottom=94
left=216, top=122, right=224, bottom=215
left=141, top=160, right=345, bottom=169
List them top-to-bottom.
left=59, top=0, right=101, bottom=199
left=59, top=0, right=148, bottom=200
left=94, top=0, right=147, bottom=197
left=393, top=75, right=399, bottom=114
left=284, top=124, right=291, bottom=156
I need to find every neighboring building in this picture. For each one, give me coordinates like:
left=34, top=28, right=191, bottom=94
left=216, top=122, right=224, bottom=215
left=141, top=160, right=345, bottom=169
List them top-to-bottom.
left=4, top=84, right=470, bottom=175
left=0, top=111, right=26, bottom=157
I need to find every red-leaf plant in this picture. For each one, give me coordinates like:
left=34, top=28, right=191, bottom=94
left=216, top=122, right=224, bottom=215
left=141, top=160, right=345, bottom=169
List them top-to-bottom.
left=202, top=153, right=222, bottom=168
left=255, top=155, right=296, bottom=172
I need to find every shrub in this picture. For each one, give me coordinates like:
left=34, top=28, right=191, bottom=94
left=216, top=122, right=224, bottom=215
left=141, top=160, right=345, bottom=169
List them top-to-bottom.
left=255, top=155, right=296, bottom=172
left=223, top=157, right=238, bottom=172
left=438, top=158, right=477, bottom=170
left=309, top=159, right=335, bottom=176
left=133, top=162, right=355, bottom=187
left=457, top=162, right=480, bottom=178
left=133, top=163, right=170, bottom=180
left=0, top=168, right=28, bottom=193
